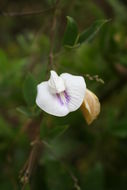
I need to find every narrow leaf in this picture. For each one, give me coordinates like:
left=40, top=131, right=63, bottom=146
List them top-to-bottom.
left=63, top=16, right=78, bottom=46
left=78, top=19, right=109, bottom=44
left=23, top=73, right=37, bottom=106
left=16, top=106, right=33, bottom=117
left=0, top=117, right=14, bottom=138
left=49, top=125, right=69, bottom=139
left=84, top=163, right=104, bottom=190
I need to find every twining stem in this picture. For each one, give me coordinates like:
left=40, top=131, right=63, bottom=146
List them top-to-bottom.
left=48, top=0, right=60, bottom=68
left=20, top=1, right=60, bottom=189
left=0, top=7, right=55, bottom=17
left=49, top=13, right=56, bottom=66
left=19, top=119, right=43, bottom=190
left=20, top=137, right=43, bottom=189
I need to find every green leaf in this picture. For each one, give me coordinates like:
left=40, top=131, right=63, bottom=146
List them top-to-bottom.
left=108, top=0, right=127, bottom=22
left=63, top=16, right=78, bottom=47
left=78, top=19, right=109, bottom=44
left=0, top=49, right=8, bottom=74
left=119, top=55, right=127, bottom=66
left=23, top=73, right=37, bottom=106
left=17, top=105, right=41, bottom=117
left=16, top=106, right=33, bottom=117
left=0, top=116, right=16, bottom=140
left=0, top=117, right=14, bottom=138
left=40, top=119, right=49, bottom=139
left=111, top=120, right=127, bottom=138
left=40, top=121, right=69, bottom=139
left=49, top=125, right=69, bottom=139
left=84, top=163, right=104, bottom=190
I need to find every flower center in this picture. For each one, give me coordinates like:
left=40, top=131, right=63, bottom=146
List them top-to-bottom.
left=48, top=70, right=65, bottom=94
left=48, top=71, right=70, bottom=106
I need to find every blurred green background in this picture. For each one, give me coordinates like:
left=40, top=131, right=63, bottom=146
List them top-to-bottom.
left=0, top=0, right=127, bottom=189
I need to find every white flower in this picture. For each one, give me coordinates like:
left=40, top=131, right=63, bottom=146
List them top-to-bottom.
left=36, top=70, right=86, bottom=116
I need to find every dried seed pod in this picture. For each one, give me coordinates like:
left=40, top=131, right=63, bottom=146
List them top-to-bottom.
left=81, top=89, right=100, bottom=125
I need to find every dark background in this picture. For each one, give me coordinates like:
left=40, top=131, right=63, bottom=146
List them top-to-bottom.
left=0, top=0, right=127, bottom=189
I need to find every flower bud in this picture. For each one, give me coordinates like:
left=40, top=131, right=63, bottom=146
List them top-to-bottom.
left=81, top=89, right=100, bottom=125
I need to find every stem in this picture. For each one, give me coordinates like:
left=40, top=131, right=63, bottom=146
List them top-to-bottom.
left=48, top=0, right=60, bottom=69
left=19, top=2, right=61, bottom=188
left=0, top=7, right=55, bottom=17
left=19, top=118, right=43, bottom=190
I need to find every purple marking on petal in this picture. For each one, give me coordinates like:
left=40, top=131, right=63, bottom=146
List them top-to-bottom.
left=56, top=91, right=70, bottom=106
left=64, top=91, right=70, bottom=104
left=56, top=93, right=64, bottom=105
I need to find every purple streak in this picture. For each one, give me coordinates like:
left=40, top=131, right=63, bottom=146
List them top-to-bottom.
left=64, top=90, right=70, bottom=103
left=56, top=91, right=70, bottom=105
left=56, top=93, right=64, bottom=105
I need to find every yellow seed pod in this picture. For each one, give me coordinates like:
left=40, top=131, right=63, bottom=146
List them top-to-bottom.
left=81, top=89, right=100, bottom=125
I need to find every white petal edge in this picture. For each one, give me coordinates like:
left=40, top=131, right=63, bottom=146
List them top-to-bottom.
left=60, top=73, right=86, bottom=112
left=36, top=81, right=69, bottom=116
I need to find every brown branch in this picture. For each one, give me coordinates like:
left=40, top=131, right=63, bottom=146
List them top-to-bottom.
left=48, top=0, right=60, bottom=69
left=19, top=2, right=61, bottom=189
left=0, top=7, right=55, bottom=17
left=49, top=13, right=56, bottom=66
left=114, top=63, right=127, bottom=80
left=19, top=117, right=43, bottom=189
left=20, top=137, right=43, bottom=189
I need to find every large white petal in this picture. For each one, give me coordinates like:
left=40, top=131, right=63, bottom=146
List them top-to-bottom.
left=60, top=73, right=86, bottom=112
left=36, top=81, right=69, bottom=116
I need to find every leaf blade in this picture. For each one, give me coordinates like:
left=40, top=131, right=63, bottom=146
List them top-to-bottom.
left=63, top=16, right=78, bottom=46
left=78, top=19, right=109, bottom=44
left=23, top=73, right=37, bottom=106
left=49, top=125, right=69, bottom=139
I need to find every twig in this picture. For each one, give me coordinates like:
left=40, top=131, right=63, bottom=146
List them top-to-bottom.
left=48, top=0, right=60, bottom=69
left=19, top=2, right=61, bottom=189
left=0, top=7, right=55, bottom=17
left=114, top=63, right=127, bottom=80
left=84, top=74, right=104, bottom=84
left=19, top=117, right=43, bottom=189
left=20, top=137, right=43, bottom=189
left=69, top=171, right=81, bottom=190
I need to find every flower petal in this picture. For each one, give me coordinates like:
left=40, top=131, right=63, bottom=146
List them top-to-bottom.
left=48, top=70, right=65, bottom=94
left=60, top=73, right=86, bottom=112
left=36, top=82, right=69, bottom=116
left=81, top=89, right=100, bottom=125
